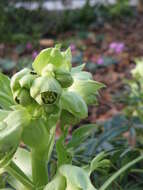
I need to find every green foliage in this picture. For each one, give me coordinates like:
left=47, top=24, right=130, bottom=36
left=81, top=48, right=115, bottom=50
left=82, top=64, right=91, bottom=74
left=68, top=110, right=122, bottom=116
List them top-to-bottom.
left=0, top=0, right=134, bottom=43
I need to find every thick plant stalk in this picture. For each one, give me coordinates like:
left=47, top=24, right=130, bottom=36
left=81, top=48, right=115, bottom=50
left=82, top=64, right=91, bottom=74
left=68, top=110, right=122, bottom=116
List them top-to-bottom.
left=31, top=126, right=56, bottom=188
left=31, top=149, right=48, bottom=187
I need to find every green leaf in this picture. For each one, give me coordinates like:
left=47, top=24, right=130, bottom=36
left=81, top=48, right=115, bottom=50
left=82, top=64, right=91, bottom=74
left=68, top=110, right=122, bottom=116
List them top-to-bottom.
left=0, top=72, right=15, bottom=109
left=69, top=79, right=105, bottom=105
left=61, top=91, right=88, bottom=119
left=0, top=108, right=31, bottom=168
left=0, top=110, right=10, bottom=121
left=60, top=110, right=80, bottom=126
left=22, top=118, right=50, bottom=149
left=67, top=124, right=96, bottom=149
left=56, top=136, right=72, bottom=167
left=13, top=148, right=32, bottom=179
left=89, top=152, right=110, bottom=175
left=99, top=155, right=143, bottom=190
left=59, top=165, right=96, bottom=190
left=7, top=175, right=28, bottom=190
left=44, top=175, right=66, bottom=190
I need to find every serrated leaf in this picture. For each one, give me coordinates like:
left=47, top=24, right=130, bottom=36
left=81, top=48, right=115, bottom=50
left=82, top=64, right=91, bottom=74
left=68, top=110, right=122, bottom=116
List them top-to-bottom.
left=0, top=73, right=15, bottom=109
left=67, top=124, right=96, bottom=149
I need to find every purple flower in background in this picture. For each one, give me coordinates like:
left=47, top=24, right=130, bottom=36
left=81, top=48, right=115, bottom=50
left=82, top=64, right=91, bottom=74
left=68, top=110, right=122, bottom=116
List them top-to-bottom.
left=26, top=42, right=33, bottom=50
left=109, top=42, right=125, bottom=54
left=109, top=42, right=118, bottom=49
left=70, top=43, right=76, bottom=52
left=115, top=43, right=125, bottom=53
left=32, top=51, right=38, bottom=60
left=97, top=57, right=104, bottom=65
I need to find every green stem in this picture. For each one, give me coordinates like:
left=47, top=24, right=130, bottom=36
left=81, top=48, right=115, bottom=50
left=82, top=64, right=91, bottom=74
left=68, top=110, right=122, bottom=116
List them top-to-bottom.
left=31, top=126, right=56, bottom=188
left=31, top=149, right=48, bottom=187
left=99, top=155, right=143, bottom=190
left=6, top=161, right=34, bottom=189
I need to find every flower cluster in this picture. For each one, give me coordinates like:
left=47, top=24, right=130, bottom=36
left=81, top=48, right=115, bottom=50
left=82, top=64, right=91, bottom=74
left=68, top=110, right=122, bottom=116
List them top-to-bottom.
left=0, top=44, right=104, bottom=189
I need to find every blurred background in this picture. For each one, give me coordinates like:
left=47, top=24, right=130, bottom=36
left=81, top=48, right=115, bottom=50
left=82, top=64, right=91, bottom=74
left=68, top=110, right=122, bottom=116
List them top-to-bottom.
left=0, top=0, right=143, bottom=122
left=2, top=1, right=143, bottom=189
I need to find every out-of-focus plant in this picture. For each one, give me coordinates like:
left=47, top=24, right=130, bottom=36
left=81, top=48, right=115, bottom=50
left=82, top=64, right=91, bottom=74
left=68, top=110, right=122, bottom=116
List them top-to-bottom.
left=107, top=0, right=132, bottom=18
left=120, top=58, right=143, bottom=146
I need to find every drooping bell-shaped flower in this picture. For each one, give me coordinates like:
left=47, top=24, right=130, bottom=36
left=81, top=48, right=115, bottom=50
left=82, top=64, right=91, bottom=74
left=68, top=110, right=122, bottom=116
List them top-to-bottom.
left=69, top=65, right=105, bottom=105
left=11, top=68, right=37, bottom=105
left=30, top=76, right=62, bottom=105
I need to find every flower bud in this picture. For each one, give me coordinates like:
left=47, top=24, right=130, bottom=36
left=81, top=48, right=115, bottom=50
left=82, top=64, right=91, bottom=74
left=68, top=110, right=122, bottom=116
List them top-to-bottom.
left=11, top=68, right=31, bottom=93
left=11, top=69, right=37, bottom=105
left=55, top=70, right=73, bottom=88
left=30, top=76, right=62, bottom=105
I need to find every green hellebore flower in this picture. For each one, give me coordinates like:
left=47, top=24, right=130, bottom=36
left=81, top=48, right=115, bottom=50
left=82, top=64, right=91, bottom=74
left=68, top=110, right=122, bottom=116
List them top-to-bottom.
left=32, top=45, right=72, bottom=75
left=131, top=59, right=143, bottom=78
left=11, top=68, right=37, bottom=105
left=11, top=68, right=31, bottom=93
left=55, top=69, right=73, bottom=88
left=30, top=76, right=62, bottom=105
left=69, top=79, right=104, bottom=105
left=61, top=91, right=88, bottom=119
left=0, top=108, right=31, bottom=168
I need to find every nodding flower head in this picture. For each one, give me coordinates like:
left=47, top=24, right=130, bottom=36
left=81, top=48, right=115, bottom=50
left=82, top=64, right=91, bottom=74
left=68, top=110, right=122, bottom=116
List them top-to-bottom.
left=10, top=68, right=37, bottom=106
left=30, top=76, right=62, bottom=105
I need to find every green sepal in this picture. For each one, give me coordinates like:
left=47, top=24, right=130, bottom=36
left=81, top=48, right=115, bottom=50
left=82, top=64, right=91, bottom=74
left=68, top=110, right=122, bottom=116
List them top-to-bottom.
left=32, top=45, right=72, bottom=75
left=10, top=68, right=31, bottom=93
left=55, top=70, right=73, bottom=88
left=72, top=71, right=92, bottom=80
left=19, top=73, right=37, bottom=89
left=30, top=76, right=62, bottom=105
left=69, top=80, right=105, bottom=105
left=61, top=91, right=88, bottom=119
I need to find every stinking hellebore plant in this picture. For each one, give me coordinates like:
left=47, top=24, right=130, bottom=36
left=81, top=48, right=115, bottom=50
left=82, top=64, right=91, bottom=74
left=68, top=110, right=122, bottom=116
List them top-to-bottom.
left=0, top=44, right=105, bottom=190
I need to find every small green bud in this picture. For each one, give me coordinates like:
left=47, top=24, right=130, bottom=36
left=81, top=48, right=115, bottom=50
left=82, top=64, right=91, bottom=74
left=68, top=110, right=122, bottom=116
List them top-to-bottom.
left=11, top=68, right=31, bottom=93
left=55, top=70, right=73, bottom=88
